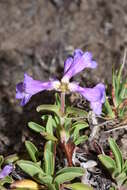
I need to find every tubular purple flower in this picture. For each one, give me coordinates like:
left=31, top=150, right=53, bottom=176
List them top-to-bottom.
left=62, top=49, right=97, bottom=82
left=16, top=73, right=60, bottom=106
left=69, top=83, right=105, bottom=115
left=0, top=165, right=13, bottom=179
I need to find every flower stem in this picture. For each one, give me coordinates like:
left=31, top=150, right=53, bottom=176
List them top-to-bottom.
left=60, top=92, right=75, bottom=166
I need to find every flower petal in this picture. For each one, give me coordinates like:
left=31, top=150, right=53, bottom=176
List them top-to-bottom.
left=62, top=49, right=97, bottom=82
left=64, top=57, right=73, bottom=73
left=16, top=73, right=60, bottom=106
left=16, top=82, right=24, bottom=99
left=69, top=82, right=105, bottom=115
left=90, top=101, right=102, bottom=115
left=0, top=165, right=13, bottom=179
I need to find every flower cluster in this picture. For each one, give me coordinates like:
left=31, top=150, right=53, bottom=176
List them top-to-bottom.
left=16, top=49, right=105, bottom=115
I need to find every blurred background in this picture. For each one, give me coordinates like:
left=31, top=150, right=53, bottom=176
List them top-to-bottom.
left=0, top=0, right=127, bottom=155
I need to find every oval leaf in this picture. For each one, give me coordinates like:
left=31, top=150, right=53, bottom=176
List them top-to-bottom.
left=28, top=122, right=45, bottom=133
left=25, top=141, right=39, bottom=162
left=4, top=154, right=19, bottom=164
left=98, top=155, right=116, bottom=174
left=17, top=160, right=44, bottom=177
left=56, top=167, right=84, bottom=176
left=54, top=171, right=84, bottom=185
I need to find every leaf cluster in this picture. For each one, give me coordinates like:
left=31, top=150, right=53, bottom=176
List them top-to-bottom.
left=104, top=63, right=127, bottom=119
left=98, top=138, right=127, bottom=189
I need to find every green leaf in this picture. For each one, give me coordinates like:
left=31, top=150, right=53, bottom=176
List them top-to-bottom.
left=112, top=68, right=119, bottom=107
left=119, top=83, right=126, bottom=100
left=55, top=93, right=61, bottom=107
left=104, top=97, right=115, bottom=118
left=36, top=105, right=60, bottom=117
left=66, top=107, right=88, bottom=117
left=46, top=115, right=53, bottom=135
left=64, top=118, right=72, bottom=130
left=28, top=122, right=45, bottom=133
left=71, top=122, right=89, bottom=130
left=72, top=122, right=89, bottom=141
left=40, top=132, right=58, bottom=142
left=74, top=135, right=88, bottom=145
left=109, top=138, right=124, bottom=173
left=25, top=141, right=39, bottom=162
left=44, top=141, right=55, bottom=175
left=4, top=154, right=19, bottom=164
left=98, top=155, right=116, bottom=174
left=0, top=156, right=4, bottom=168
left=17, top=160, right=45, bottom=177
left=123, top=160, right=127, bottom=171
left=56, top=167, right=84, bottom=175
left=112, top=168, right=120, bottom=179
left=54, top=172, right=84, bottom=185
left=115, top=172, right=127, bottom=186
left=34, top=173, right=53, bottom=185
left=0, top=176, right=13, bottom=186
left=65, top=183, right=93, bottom=190
left=47, top=184, right=56, bottom=190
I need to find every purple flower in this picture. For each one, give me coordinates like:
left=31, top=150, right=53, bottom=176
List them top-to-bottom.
left=16, top=49, right=105, bottom=115
left=62, top=49, right=97, bottom=82
left=16, top=73, right=60, bottom=106
left=69, top=83, right=105, bottom=115
left=0, top=165, right=13, bottom=179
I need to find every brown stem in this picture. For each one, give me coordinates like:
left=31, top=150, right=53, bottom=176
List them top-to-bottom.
left=60, top=92, right=75, bottom=166
left=61, top=141, right=75, bottom=166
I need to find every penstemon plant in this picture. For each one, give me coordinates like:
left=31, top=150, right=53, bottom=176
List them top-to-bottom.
left=13, top=49, right=105, bottom=189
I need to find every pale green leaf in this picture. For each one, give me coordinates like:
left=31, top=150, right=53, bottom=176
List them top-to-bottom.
left=28, top=122, right=45, bottom=133
left=25, top=141, right=39, bottom=162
